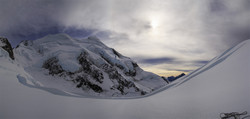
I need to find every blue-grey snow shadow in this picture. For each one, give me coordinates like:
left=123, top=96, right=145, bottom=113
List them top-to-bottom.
left=16, top=42, right=246, bottom=99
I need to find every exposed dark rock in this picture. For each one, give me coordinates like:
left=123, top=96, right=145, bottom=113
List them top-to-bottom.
left=0, top=37, right=14, bottom=60
left=23, top=40, right=29, bottom=46
left=112, top=48, right=122, bottom=58
left=78, top=52, right=92, bottom=73
left=78, top=52, right=104, bottom=83
left=42, top=57, right=64, bottom=75
left=124, top=62, right=138, bottom=77
left=132, top=62, right=139, bottom=68
left=101, top=63, right=112, bottom=71
left=115, top=64, right=125, bottom=70
left=107, top=68, right=139, bottom=94
left=91, top=69, right=104, bottom=83
left=108, top=69, right=122, bottom=79
left=125, top=70, right=136, bottom=77
left=164, top=73, right=186, bottom=82
left=175, top=73, right=185, bottom=79
left=75, top=76, right=103, bottom=93
left=161, top=77, right=169, bottom=84
left=117, top=78, right=133, bottom=88
left=90, top=84, right=103, bottom=93
left=117, top=85, right=125, bottom=94
left=141, top=91, right=147, bottom=95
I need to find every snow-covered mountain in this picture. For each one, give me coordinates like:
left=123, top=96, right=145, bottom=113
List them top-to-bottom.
left=2, top=34, right=167, bottom=97
left=0, top=37, right=249, bottom=119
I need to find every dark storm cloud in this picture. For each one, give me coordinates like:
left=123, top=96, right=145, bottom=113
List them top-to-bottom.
left=0, top=0, right=71, bottom=46
left=209, top=0, right=227, bottom=13
left=141, top=57, right=176, bottom=65
left=141, top=57, right=209, bottom=66
left=193, top=60, right=209, bottom=65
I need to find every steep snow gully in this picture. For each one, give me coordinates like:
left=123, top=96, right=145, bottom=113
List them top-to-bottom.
left=1, top=35, right=249, bottom=119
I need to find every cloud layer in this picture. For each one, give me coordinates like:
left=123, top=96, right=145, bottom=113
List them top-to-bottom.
left=0, top=0, right=249, bottom=76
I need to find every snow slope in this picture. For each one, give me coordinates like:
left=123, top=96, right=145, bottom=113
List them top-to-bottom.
left=1, top=39, right=250, bottom=119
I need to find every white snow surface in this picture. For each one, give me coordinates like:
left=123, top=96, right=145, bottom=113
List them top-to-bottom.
left=1, top=39, right=250, bottom=119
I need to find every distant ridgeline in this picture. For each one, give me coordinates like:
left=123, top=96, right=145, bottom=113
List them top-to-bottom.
left=162, top=73, right=186, bottom=83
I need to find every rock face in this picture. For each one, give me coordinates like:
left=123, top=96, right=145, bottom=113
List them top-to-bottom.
left=14, top=33, right=167, bottom=97
left=0, top=37, right=14, bottom=60
left=42, top=57, right=64, bottom=75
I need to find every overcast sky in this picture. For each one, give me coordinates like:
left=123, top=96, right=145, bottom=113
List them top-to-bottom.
left=0, top=0, right=249, bottom=76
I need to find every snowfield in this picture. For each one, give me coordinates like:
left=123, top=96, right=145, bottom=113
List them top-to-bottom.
left=1, top=39, right=250, bottom=119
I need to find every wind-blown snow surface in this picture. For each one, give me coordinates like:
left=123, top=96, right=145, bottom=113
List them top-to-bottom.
left=1, top=39, right=250, bottom=119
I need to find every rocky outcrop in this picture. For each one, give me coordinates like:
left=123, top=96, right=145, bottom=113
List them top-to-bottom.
left=0, top=37, right=14, bottom=60
left=42, top=57, right=64, bottom=75
left=164, top=73, right=186, bottom=82
left=74, top=76, right=103, bottom=93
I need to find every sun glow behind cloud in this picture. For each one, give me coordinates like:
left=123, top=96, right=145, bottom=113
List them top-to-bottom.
left=150, top=20, right=158, bottom=29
